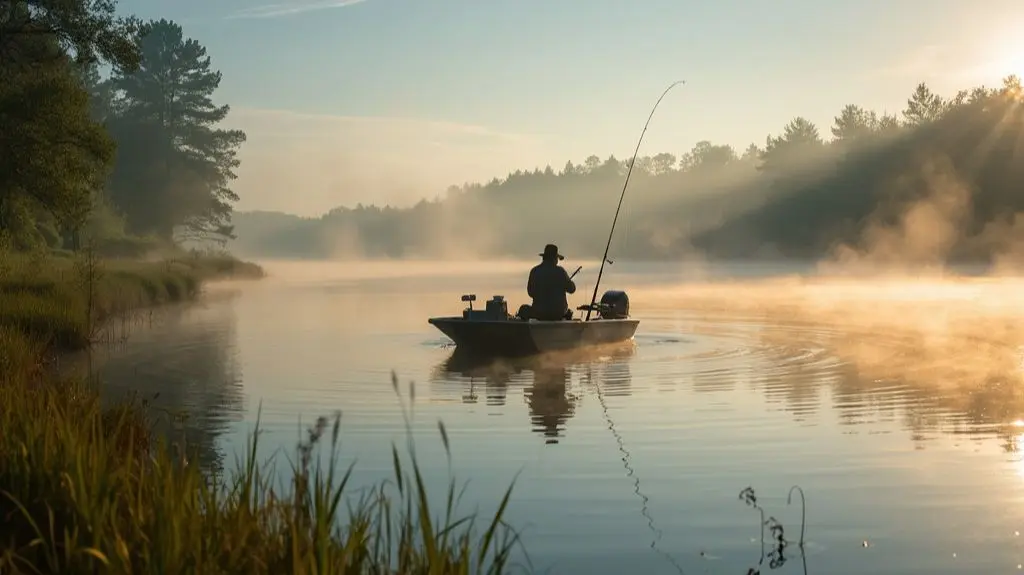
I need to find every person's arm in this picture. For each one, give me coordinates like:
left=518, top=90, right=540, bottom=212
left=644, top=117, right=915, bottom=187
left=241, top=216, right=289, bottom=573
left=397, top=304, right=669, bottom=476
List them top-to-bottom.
left=527, top=267, right=537, bottom=298
left=564, top=268, right=577, bottom=294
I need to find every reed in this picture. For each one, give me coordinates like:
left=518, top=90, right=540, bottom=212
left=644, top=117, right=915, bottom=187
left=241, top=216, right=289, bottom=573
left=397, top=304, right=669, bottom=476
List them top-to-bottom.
left=0, top=245, right=265, bottom=358
left=0, top=247, right=527, bottom=574
left=0, top=374, right=526, bottom=574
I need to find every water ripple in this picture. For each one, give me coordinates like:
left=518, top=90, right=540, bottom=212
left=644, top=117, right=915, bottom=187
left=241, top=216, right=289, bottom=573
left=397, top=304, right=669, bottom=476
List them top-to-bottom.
left=78, top=271, right=1024, bottom=575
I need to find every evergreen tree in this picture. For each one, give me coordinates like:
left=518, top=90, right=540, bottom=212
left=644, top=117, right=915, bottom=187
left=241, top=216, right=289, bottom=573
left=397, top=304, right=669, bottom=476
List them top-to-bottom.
left=107, top=18, right=246, bottom=244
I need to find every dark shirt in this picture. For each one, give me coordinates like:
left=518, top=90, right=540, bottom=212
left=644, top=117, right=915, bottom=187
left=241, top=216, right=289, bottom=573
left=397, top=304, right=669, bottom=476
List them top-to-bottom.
left=527, top=261, right=577, bottom=320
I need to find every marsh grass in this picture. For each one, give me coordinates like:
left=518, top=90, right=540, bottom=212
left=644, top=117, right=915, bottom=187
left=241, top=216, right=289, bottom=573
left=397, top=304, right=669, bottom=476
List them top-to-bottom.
left=0, top=236, right=530, bottom=574
left=0, top=243, right=527, bottom=573
left=0, top=246, right=265, bottom=366
left=0, top=325, right=44, bottom=385
left=0, top=369, right=527, bottom=574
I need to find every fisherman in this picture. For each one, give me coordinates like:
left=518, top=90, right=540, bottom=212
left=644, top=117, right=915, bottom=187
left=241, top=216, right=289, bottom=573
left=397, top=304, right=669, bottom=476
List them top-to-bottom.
left=526, top=244, right=577, bottom=321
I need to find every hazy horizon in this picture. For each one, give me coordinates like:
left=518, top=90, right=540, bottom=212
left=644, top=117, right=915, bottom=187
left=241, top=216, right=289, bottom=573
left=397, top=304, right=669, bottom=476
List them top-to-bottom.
left=118, top=0, right=1024, bottom=216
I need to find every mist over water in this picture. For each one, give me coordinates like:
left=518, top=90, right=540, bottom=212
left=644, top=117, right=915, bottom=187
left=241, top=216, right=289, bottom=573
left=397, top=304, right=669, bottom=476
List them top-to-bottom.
left=10, top=1, right=1024, bottom=571
left=78, top=259, right=1024, bottom=574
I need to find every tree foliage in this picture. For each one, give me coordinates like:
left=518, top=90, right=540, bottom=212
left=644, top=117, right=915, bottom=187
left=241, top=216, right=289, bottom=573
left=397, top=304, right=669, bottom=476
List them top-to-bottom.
left=0, top=0, right=139, bottom=249
left=0, top=0, right=141, bottom=70
left=1, top=3, right=245, bottom=255
left=106, top=18, right=245, bottom=244
left=0, top=64, right=113, bottom=229
left=232, top=75, right=1024, bottom=267
left=693, top=75, right=1024, bottom=262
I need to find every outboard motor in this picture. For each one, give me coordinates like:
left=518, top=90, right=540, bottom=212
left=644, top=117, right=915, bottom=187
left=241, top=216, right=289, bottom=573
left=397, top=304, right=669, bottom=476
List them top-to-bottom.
left=599, top=290, right=630, bottom=319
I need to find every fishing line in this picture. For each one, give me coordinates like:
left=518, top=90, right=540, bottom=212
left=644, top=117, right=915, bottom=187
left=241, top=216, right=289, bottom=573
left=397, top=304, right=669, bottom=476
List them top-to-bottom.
left=579, top=79, right=689, bottom=572
left=586, top=79, right=687, bottom=320
left=587, top=365, right=686, bottom=574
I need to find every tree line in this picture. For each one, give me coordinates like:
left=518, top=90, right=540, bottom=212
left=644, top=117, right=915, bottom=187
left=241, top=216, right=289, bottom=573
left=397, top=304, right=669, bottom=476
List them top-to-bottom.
left=1, top=0, right=244, bottom=256
left=232, top=76, right=1024, bottom=264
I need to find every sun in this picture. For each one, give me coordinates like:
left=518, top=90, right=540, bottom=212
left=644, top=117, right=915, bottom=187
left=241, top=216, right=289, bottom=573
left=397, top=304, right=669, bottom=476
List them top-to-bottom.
left=977, top=28, right=1024, bottom=83
left=996, top=31, right=1024, bottom=79
left=1009, top=45, right=1024, bottom=78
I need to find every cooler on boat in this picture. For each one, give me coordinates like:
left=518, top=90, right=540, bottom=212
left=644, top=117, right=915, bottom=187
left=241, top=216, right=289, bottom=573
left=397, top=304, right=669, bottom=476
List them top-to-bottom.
left=461, top=294, right=509, bottom=320
left=485, top=295, right=508, bottom=320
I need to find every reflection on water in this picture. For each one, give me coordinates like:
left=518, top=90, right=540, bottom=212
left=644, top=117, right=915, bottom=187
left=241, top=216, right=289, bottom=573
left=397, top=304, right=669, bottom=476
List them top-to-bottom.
left=77, top=263, right=1024, bottom=574
left=66, top=293, right=246, bottom=472
left=434, top=344, right=635, bottom=443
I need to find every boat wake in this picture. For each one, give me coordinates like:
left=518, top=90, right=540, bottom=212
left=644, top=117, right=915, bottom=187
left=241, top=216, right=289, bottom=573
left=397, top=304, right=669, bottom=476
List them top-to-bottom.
left=633, top=333, right=690, bottom=345
left=420, top=337, right=455, bottom=349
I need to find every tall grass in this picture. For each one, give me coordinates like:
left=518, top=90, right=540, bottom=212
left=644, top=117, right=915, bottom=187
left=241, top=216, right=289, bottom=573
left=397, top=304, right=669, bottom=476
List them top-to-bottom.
left=0, top=244, right=265, bottom=359
left=0, top=245, right=528, bottom=574
left=0, top=373, right=526, bottom=574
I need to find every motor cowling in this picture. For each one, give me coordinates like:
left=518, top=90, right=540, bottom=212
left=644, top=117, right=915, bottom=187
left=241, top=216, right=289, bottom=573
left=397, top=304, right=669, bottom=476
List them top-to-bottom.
left=599, top=290, right=630, bottom=319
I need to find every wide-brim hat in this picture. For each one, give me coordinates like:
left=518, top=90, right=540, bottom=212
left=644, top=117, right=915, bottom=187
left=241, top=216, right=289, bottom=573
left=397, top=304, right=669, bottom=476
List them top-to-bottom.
left=539, top=244, right=564, bottom=260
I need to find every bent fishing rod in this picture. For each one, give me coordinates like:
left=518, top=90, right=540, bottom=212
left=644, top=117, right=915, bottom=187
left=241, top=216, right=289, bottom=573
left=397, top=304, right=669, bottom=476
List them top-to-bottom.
left=584, top=79, right=686, bottom=321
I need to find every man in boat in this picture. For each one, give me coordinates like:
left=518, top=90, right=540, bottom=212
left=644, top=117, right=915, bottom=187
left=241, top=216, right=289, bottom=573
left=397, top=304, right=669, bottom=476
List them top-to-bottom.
left=526, top=244, right=577, bottom=321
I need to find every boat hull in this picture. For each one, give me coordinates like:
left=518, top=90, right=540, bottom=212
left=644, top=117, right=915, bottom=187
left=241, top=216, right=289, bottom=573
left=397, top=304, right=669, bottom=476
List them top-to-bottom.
left=427, top=316, right=639, bottom=356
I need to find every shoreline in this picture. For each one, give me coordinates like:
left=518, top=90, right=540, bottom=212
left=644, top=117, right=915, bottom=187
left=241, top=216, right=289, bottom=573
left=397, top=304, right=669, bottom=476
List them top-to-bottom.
left=0, top=250, right=527, bottom=573
left=1, top=251, right=265, bottom=373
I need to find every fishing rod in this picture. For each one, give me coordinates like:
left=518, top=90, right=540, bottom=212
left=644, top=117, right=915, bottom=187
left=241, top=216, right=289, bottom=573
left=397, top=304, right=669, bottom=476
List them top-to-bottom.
left=585, top=80, right=686, bottom=321
left=569, top=265, right=582, bottom=280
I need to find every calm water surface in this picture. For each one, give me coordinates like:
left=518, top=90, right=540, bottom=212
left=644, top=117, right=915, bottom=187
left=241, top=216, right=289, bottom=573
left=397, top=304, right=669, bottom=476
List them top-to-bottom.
left=80, top=260, right=1024, bottom=574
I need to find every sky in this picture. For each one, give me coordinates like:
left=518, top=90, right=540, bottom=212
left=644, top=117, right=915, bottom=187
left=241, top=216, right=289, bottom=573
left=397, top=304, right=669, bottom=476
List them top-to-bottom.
left=118, top=0, right=1024, bottom=216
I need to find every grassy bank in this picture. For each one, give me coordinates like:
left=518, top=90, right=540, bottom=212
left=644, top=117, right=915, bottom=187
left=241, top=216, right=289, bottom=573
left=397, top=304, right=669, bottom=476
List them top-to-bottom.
left=0, top=249, right=264, bottom=368
left=0, top=250, right=526, bottom=573
left=0, top=373, right=523, bottom=573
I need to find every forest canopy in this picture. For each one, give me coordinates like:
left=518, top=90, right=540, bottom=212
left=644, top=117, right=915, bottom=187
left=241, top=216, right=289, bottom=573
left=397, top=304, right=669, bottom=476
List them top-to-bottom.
left=3, top=0, right=1022, bottom=269
left=230, top=77, right=1024, bottom=268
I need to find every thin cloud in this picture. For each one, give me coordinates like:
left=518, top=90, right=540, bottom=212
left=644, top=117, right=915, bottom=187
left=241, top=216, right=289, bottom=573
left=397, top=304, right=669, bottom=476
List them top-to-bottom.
left=227, top=0, right=366, bottom=19
left=865, top=44, right=981, bottom=84
left=868, top=44, right=948, bottom=80
left=222, top=107, right=565, bottom=215
left=228, top=107, right=554, bottom=145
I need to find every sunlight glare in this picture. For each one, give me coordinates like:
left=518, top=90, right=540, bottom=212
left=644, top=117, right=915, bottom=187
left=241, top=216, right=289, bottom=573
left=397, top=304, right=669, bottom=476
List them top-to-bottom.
left=988, top=29, right=1024, bottom=79
left=1012, top=38, right=1024, bottom=78
left=1013, top=431, right=1024, bottom=482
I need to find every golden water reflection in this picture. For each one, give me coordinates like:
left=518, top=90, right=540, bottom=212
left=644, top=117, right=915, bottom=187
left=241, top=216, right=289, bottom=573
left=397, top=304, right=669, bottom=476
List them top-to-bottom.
left=77, top=268, right=1024, bottom=574
left=435, top=282, right=1024, bottom=455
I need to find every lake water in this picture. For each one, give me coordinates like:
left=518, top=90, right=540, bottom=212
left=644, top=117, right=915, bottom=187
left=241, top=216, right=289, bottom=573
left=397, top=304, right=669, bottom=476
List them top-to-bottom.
left=78, top=259, right=1024, bottom=574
